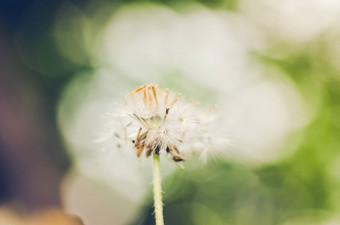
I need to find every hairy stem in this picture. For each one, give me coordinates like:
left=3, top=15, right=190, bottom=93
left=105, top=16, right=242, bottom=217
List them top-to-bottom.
left=153, top=153, right=164, bottom=225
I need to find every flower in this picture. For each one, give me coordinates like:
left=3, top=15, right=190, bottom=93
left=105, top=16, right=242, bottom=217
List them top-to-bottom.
left=103, top=83, right=226, bottom=166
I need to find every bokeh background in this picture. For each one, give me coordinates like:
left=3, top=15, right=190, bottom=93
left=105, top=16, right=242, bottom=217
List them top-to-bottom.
left=1, top=0, right=340, bottom=224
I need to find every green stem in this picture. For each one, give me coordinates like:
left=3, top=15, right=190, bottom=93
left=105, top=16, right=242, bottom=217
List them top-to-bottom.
left=153, top=153, right=165, bottom=225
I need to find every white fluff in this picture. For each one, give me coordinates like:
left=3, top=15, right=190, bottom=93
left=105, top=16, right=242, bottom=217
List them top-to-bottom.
left=102, top=83, right=228, bottom=165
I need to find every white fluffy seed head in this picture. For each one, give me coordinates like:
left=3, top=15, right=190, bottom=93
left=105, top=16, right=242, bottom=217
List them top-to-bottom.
left=102, top=82, right=228, bottom=166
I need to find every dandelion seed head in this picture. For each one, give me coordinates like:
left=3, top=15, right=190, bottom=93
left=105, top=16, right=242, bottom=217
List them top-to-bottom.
left=102, top=82, right=228, bottom=165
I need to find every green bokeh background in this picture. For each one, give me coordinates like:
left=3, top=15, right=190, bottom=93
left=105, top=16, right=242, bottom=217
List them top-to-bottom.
left=1, top=0, right=339, bottom=224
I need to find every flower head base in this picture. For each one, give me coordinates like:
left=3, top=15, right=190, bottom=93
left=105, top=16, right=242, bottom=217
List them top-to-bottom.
left=107, top=83, right=225, bottom=166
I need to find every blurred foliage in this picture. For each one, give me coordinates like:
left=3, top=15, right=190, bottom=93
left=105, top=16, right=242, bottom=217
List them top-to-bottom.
left=1, top=0, right=340, bottom=224
left=135, top=14, right=340, bottom=225
left=137, top=159, right=333, bottom=225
